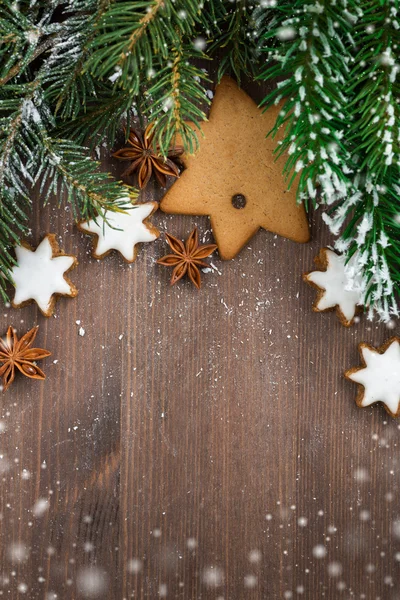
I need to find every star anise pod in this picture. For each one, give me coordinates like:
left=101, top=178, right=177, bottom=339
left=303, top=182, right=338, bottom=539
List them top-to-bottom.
left=113, top=123, right=184, bottom=189
left=157, top=228, right=218, bottom=289
left=0, top=326, right=51, bottom=392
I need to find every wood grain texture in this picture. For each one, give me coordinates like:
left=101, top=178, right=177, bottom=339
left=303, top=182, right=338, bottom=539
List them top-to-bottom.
left=1, top=79, right=400, bottom=600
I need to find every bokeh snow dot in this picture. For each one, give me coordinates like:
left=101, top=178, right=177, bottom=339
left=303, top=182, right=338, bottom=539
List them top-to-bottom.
left=276, top=26, right=297, bottom=40
left=193, top=37, right=206, bottom=51
left=0, top=455, right=11, bottom=474
left=353, top=467, right=370, bottom=482
left=33, top=498, right=50, bottom=517
left=392, top=519, right=400, bottom=538
left=186, top=537, right=198, bottom=550
left=7, top=542, right=29, bottom=564
left=312, top=545, right=327, bottom=559
left=248, top=549, right=262, bottom=563
left=127, top=558, right=142, bottom=574
left=328, top=562, right=342, bottom=577
left=365, top=563, right=376, bottom=573
left=202, top=566, right=224, bottom=588
left=76, top=567, right=109, bottom=598
left=244, top=574, right=258, bottom=588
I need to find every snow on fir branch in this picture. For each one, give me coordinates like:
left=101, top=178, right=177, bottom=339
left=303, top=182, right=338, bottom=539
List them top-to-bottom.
left=0, top=0, right=399, bottom=320
left=257, top=0, right=400, bottom=321
left=257, top=0, right=357, bottom=207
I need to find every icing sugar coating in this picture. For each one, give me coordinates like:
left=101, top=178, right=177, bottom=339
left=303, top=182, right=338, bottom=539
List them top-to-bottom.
left=79, top=201, right=159, bottom=262
left=11, top=236, right=77, bottom=316
left=305, top=249, right=362, bottom=324
left=347, top=339, right=400, bottom=417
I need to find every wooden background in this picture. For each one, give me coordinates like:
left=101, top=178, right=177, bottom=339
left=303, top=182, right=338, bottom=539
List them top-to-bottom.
left=1, top=77, right=400, bottom=600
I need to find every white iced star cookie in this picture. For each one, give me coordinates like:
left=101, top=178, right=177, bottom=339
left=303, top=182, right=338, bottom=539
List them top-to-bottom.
left=78, top=201, right=159, bottom=263
left=11, top=234, right=78, bottom=317
left=303, top=248, right=362, bottom=326
left=345, top=338, right=400, bottom=418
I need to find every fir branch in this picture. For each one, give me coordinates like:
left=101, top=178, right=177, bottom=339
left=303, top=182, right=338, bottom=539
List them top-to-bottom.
left=44, top=0, right=111, bottom=119
left=87, top=0, right=203, bottom=92
left=125, top=0, right=165, bottom=54
left=209, top=0, right=260, bottom=84
left=257, top=0, right=358, bottom=208
left=257, top=0, right=400, bottom=319
left=320, top=0, right=400, bottom=321
left=348, top=0, right=400, bottom=178
left=0, top=1, right=60, bottom=83
left=0, top=37, right=55, bottom=86
left=144, top=39, right=210, bottom=155
left=0, top=80, right=41, bottom=195
left=0, top=83, right=38, bottom=301
left=58, top=87, right=135, bottom=149
left=7, top=89, right=137, bottom=219
left=36, top=135, right=137, bottom=220
left=324, top=179, right=400, bottom=321
left=0, top=187, right=30, bottom=302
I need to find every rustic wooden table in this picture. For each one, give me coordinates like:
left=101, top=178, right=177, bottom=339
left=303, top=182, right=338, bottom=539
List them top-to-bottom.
left=1, top=79, right=399, bottom=600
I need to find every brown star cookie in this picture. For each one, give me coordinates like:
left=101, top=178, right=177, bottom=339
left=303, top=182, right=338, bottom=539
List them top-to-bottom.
left=160, top=76, right=310, bottom=260
left=77, top=201, right=159, bottom=263
left=11, top=234, right=78, bottom=317
left=303, top=248, right=363, bottom=327
left=345, top=337, right=400, bottom=418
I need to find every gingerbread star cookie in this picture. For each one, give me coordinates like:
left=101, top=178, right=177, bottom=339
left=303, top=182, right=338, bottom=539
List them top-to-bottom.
left=160, top=76, right=309, bottom=260
left=78, top=201, right=159, bottom=262
left=11, top=234, right=78, bottom=317
left=303, top=248, right=363, bottom=327
left=345, top=338, right=400, bottom=418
